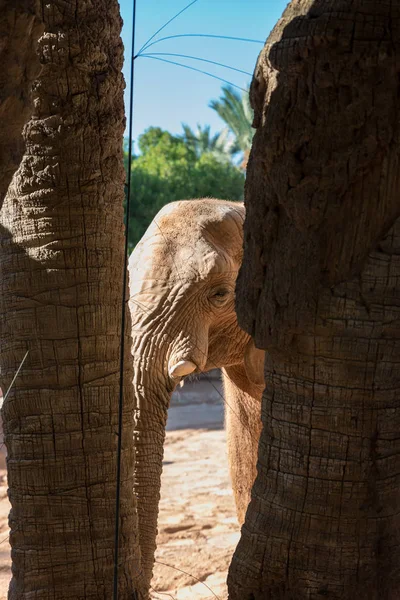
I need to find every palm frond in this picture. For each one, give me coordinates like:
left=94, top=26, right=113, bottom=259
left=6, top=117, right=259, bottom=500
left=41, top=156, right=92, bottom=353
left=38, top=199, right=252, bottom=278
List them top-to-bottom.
left=209, top=85, right=254, bottom=161
left=178, top=122, right=238, bottom=162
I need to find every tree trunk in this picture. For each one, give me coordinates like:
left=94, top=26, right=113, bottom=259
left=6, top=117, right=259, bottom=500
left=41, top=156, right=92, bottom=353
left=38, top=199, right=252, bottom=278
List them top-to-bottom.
left=0, top=0, right=43, bottom=201
left=0, top=1, right=144, bottom=598
left=230, top=1, right=400, bottom=598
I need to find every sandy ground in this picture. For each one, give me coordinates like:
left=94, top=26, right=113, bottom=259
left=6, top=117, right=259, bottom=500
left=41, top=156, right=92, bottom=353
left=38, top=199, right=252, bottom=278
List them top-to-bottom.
left=0, top=373, right=238, bottom=600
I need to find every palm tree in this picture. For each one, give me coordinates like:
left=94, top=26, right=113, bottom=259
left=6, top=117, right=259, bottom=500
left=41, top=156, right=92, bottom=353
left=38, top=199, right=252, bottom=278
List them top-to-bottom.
left=230, top=0, right=400, bottom=599
left=0, top=1, right=144, bottom=597
left=209, top=85, right=254, bottom=170
left=180, top=123, right=237, bottom=163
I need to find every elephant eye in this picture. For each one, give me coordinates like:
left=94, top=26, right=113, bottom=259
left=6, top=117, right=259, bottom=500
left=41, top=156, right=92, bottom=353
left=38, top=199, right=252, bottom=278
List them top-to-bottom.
left=209, top=288, right=232, bottom=307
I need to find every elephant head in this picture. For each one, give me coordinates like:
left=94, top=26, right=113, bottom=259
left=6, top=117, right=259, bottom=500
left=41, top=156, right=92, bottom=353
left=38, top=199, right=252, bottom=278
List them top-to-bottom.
left=129, top=198, right=261, bottom=590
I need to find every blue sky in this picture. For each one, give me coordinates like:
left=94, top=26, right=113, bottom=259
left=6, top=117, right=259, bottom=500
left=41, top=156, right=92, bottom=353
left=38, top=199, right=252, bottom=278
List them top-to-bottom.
left=118, top=0, right=287, bottom=147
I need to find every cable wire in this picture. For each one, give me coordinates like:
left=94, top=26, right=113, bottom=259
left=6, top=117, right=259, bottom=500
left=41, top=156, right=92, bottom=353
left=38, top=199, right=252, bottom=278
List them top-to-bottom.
left=113, top=0, right=138, bottom=598
left=137, top=0, right=200, bottom=56
left=136, top=33, right=265, bottom=56
left=140, top=52, right=252, bottom=76
left=139, top=55, right=247, bottom=92
left=2, top=351, right=29, bottom=403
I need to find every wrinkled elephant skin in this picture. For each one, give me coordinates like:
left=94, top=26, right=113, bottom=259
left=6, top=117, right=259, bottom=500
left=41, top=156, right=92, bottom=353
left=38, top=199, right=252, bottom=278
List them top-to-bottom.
left=128, top=198, right=265, bottom=592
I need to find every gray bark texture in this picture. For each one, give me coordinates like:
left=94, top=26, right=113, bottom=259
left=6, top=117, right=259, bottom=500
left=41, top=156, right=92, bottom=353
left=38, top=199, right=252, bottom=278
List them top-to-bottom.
left=0, top=1, right=144, bottom=598
left=230, top=1, right=400, bottom=599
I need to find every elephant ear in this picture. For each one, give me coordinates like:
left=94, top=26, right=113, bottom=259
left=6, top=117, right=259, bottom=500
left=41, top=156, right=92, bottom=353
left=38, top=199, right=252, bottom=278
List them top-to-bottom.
left=243, top=338, right=265, bottom=386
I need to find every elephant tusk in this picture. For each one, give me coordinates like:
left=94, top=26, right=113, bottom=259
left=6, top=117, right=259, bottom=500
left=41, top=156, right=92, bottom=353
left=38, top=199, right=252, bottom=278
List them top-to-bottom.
left=168, top=360, right=197, bottom=378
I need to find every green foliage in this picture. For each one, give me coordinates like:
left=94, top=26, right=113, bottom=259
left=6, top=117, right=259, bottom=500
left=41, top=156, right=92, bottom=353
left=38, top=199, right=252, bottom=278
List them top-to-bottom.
left=125, top=127, right=244, bottom=251
left=137, top=127, right=165, bottom=154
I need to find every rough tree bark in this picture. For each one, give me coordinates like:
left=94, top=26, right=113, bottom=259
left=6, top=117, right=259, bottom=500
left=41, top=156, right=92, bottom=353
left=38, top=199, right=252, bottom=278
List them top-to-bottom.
left=0, top=0, right=43, bottom=201
left=0, top=1, right=144, bottom=598
left=230, top=1, right=400, bottom=599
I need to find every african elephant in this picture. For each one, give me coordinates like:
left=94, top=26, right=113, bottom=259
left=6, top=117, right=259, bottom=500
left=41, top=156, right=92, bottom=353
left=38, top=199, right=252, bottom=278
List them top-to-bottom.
left=129, top=198, right=265, bottom=589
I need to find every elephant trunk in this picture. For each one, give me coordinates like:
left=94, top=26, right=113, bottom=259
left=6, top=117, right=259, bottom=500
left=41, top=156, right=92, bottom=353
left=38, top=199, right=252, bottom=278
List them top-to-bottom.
left=129, top=274, right=209, bottom=592
left=132, top=350, right=170, bottom=591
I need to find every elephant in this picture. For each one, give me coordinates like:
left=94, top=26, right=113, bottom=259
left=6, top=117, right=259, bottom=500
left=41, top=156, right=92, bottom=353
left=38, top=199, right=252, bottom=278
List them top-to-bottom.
left=128, top=198, right=265, bottom=589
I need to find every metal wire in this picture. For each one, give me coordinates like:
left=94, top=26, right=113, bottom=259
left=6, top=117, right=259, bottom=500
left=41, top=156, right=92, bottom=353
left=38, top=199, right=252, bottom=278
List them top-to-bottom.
left=113, top=0, right=137, bottom=597
left=137, top=0, right=200, bottom=56
left=136, top=33, right=265, bottom=56
left=140, top=52, right=252, bottom=76
left=139, top=55, right=248, bottom=92
left=2, top=351, right=29, bottom=403
left=154, top=560, right=221, bottom=599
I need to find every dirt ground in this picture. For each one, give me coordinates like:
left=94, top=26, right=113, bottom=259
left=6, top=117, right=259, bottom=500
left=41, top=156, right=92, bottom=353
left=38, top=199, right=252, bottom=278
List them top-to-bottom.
left=0, top=373, right=238, bottom=600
